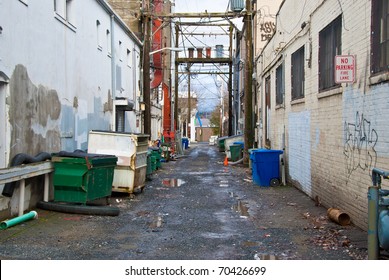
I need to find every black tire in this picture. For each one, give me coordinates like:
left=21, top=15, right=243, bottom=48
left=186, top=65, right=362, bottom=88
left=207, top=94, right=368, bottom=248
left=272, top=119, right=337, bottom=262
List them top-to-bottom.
left=270, top=178, right=280, bottom=187
left=37, top=201, right=120, bottom=216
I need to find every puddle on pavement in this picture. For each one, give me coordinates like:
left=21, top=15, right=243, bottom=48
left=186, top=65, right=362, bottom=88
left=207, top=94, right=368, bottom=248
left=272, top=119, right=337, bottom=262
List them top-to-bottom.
left=186, top=172, right=213, bottom=175
left=162, top=178, right=185, bottom=187
left=232, top=200, right=250, bottom=217
left=149, top=215, right=164, bottom=230
left=242, top=241, right=263, bottom=247
left=254, top=253, right=279, bottom=260
left=258, top=254, right=279, bottom=260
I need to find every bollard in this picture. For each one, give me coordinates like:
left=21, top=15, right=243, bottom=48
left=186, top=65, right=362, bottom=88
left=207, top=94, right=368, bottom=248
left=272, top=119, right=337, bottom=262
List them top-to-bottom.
left=368, top=186, right=379, bottom=260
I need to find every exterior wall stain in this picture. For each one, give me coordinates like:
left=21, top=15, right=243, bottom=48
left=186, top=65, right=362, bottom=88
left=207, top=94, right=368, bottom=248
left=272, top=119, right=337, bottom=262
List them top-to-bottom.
left=9, top=65, right=61, bottom=161
left=103, top=90, right=113, bottom=113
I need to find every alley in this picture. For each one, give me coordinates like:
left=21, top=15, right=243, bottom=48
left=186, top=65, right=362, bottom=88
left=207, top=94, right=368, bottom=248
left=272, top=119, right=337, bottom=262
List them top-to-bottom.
left=0, top=144, right=367, bottom=260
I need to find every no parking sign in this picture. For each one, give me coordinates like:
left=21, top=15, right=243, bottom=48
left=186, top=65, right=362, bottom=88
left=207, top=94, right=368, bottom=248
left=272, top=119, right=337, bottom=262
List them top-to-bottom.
left=335, top=55, right=356, bottom=83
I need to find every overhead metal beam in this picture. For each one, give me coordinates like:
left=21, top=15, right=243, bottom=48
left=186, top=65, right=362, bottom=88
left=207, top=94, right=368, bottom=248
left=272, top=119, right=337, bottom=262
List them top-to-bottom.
left=147, top=11, right=245, bottom=19
left=177, top=23, right=232, bottom=27
left=181, top=33, right=228, bottom=36
left=176, top=57, right=232, bottom=64
left=178, top=71, right=230, bottom=75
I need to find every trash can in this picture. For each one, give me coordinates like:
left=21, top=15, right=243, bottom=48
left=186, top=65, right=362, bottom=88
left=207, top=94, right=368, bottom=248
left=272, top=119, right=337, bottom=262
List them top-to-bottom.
left=87, top=131, right=149, bottom=194
left=224, top=135, right=244, bottom=159
left=217, top=136, right=228, bottom=152
left=182, top=137, right=189, bottom=149
left=233, top=141, right=244, bottom=148
left=161, top=143, right=171, bottom=161
left=230, top=144, right=243, bottom=162
left=149, top=147, right=161, bottom=169
left=248, top=148, right=260, bottom=169
left=250, top=149, right=283, bottom=187
left=52, top=151, right=117, bottom=204
left=150, top=155, right=157, bottom=171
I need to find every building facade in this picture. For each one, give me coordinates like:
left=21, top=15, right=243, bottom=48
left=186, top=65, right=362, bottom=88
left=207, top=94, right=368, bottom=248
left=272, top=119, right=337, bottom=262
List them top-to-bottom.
left=0, top=0, right=142, bottom=218
left=258, top=0, right=389, bottom=229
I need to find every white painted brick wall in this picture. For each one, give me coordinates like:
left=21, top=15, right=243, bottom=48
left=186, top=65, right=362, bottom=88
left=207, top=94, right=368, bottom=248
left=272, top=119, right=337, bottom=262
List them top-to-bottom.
left=259, top=0, right=389, bottom=230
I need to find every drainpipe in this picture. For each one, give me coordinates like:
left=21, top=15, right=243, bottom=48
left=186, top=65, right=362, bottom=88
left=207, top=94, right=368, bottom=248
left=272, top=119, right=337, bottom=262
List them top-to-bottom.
left=110, top=14, right=116, bottom=131
left=259, top=54, right=264, bottom=148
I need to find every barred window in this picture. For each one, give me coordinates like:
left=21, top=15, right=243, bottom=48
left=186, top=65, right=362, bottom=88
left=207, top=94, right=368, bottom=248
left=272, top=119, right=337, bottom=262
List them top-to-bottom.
left=371, top=0, right=389, bottom=74
left=319, top=15, right=342, bottom=91
left=291, top=46, right=305, bottom=100
left=275, top=63, right=284, bottom=105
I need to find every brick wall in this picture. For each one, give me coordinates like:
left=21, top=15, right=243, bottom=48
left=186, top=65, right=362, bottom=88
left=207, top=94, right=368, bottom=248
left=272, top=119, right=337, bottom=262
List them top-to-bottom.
left=258, top=0, right=389, bottom=230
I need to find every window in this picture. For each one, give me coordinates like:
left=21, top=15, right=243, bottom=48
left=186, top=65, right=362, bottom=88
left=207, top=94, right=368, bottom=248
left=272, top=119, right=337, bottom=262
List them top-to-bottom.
left=54, top=0, right=75, bottom=26
left=371, top=0, right=389, bottom=74
left=319, top=15, right=342, bottom=91
left=96, top=20, right=102, bottom=50
left=107, top=29, right=111, bottom=55
left=119, top=41, right=123, bottom=61
left=291, top=46, right=305, bottom=100
left=127, top=49, right=132, bottom=67
left=275, top=63, right=284, bottom=106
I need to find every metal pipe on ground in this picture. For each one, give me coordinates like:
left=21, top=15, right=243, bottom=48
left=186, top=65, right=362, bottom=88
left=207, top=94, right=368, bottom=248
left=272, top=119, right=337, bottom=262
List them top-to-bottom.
left=327, top=208, right=350, bottom=226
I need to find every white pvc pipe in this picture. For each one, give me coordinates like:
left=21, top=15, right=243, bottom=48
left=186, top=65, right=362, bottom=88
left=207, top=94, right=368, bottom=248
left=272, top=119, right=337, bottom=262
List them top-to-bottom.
left=44, top=173, right=49, bottom=202
left=18, top=179, right=25, bottom=216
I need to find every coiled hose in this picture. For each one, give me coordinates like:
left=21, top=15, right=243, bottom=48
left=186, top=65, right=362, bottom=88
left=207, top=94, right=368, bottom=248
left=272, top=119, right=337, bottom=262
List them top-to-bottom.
left=2, top=152, right=52, bottom=197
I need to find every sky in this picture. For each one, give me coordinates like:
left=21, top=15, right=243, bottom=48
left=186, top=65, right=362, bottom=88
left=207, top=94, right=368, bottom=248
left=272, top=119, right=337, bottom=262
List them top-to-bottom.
left=173, top=0, right=240, bottom=112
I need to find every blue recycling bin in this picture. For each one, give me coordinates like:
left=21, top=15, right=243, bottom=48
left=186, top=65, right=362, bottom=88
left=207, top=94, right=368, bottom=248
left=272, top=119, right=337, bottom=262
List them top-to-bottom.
left=182, top=137, right=189, bottom=149
left=233, top=141, right=244, bottom=148
left=250, top=149, right=283, bottom=187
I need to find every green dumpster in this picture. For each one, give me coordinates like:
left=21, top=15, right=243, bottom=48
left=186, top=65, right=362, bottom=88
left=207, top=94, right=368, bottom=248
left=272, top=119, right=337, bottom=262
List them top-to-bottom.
left=217, top=136, right=228, bottom=152
left=230, top=144, right=242, bottom=162
left=149, top=147, right=162, bottom=169
left=146, top=150, right=153, bottom=176
left=52, top=151, right=117, bottom=204
left=150, top=155, right=157, bottom=171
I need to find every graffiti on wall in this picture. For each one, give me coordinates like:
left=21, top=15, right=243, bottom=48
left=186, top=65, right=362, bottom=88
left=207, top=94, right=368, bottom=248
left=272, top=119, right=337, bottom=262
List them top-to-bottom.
left=260, top=21, right=276, bottom=41
left=344, top=112, right=378, bottom=178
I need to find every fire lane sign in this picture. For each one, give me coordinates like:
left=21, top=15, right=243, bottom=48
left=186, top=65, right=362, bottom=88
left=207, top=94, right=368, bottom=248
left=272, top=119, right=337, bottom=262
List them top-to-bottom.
left=335, top=55, right=356, bottom=83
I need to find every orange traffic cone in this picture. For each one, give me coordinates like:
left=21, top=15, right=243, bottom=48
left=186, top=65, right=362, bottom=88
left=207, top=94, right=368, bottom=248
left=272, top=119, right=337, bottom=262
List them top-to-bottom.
left=223, top=156, right=228, bottom=166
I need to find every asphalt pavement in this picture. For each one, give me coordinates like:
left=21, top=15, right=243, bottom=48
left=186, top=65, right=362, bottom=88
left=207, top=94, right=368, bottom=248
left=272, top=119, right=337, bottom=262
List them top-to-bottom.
left=0, top=143, right=368, bottom=260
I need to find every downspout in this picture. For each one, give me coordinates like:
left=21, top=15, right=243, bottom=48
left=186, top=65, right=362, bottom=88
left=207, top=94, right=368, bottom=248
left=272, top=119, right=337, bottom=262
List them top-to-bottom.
left=110, top=14, right=116, bottom=131
left=259, top=54, right=264, bottom=148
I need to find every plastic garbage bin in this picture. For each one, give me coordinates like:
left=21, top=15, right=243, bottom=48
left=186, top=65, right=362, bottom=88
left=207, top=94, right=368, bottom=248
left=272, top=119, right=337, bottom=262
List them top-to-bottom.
left=217, top=136, right=228, bottom=152
left=182, top=137, right=189, bottom=149
left=233, top=141, right=244, bottom=148
left=230, top=144, right=243, bottom=162
left=149, top=147, right=161, bottom=169
left=250, top=149, right=283, bottom=187
left=52, top=151, right=117, bottom=204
